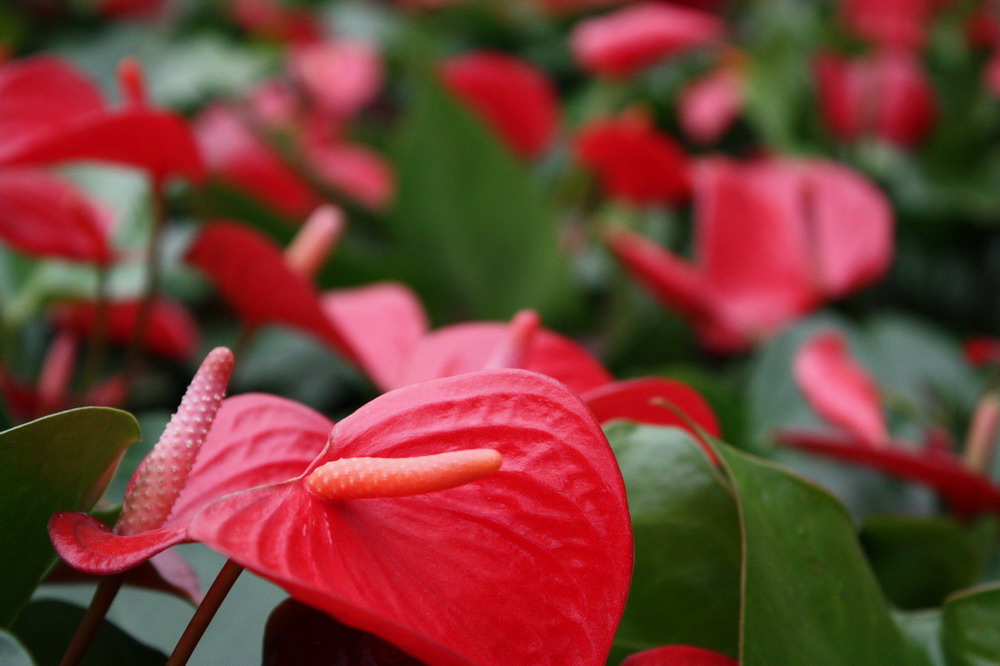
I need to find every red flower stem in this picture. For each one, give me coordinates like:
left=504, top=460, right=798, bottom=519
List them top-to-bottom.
left=122, top=176, right=167, bottom=392
left=76, top=265, right=111, bottom=403
left=166, top=559, right=244, bottom=666
left=58, top=573, right=124, bottom=666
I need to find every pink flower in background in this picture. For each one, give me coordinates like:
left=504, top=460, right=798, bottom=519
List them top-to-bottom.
left=571, top=2, right=724, bottom=77
left=288, top=40, right=383, bottom=119
left=816, top=48, right=936, bottom=147
left=441, top=51, right=560, bottom=159
left=679, top=64, right=743, bottom=145
left=575, top=111, right=691, bottom=206
left=608, top=157, right=893, bottom=351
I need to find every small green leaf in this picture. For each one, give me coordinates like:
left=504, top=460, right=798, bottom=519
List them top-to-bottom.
left=388, top=60, right=579, bottom=323
left=0, top=408, right=140, bottom=627
left=606, top=423, right=740, bottom=661
left=717, top=444, right=911, bottom=665
left=861, top=515, right=982, bottom=610
left=942, top=584, right=1000, bottom=666
left=12, top=600, right=164, bottom=666
left=0, top=629, right=33, bottom=666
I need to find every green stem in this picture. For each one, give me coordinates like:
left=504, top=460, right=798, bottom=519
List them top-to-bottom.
left=122, top=176, right=167, bottom=393
left=76, top=265, right=112, bottom=403
left=165, top=560, right=244, bottom=666
left=58, top=574, right=124, bottom=666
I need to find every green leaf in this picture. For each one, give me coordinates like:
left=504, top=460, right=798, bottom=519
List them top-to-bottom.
left=388, top=60, right=579, bottom=323
left=0, top=408, right=140, bottom=627
left=606, top=423, right=740, bottom=661
left=716, top=444, right=911, bottom=665
left=861, top=515, right=982, bottom=610
left=942, top=584, right=1000, bottom=666
left=11, top=600, right=164, bottom=666
left=894, top=610, right=945, bottom=666
left=0, top=629, right=33, bottom=666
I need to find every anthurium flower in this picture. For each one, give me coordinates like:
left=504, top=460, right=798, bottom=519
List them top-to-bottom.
left=229, top=0, right=324, bottom=44
left=841, top=0, right=935, bottom=50
left=571, top=2, right=724, bottom=77
left=288, top=40, right=383, bottom=120
left=815, top=48, right=936, bottom=147
left=441, top=51, right=560, bottom=159
left=0, top=56, right=203, bottom=181
left=678, top=63, right=744, bottom=145
left=575, top=111, right=691, bottom=206
left=607, top=157, right=893, bottom=351
left=778, top=330, right=1000, bottom=518
left=965, top=336, right=1000, bottom=367
left=49, top=348, right=236, bottom=573
left=187, top=369, right=633, bottom=665
left=621, top=645, right=737, bottom=666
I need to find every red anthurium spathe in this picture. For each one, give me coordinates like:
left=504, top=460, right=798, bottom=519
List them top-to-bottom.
left=841, top=0, right=935, bottom=50
left=571, top=2, right=724, bottom=78
left=289, top=40, right=383, bottom=120
left=816, top=48, right=936, bottom=147
left=441, top=51, right=560, bottom=159
left=0, top=56, right=203, bottom=181
left=679, top=65, right=744, bottom=145
left=575, top=112, right=691, bottom=206
left=608, top=157, right=893, bottom=351
left=0, top=169, right=113, bottom=264
left=779, top=330, right=1000, bottom=518
left=794, top=331, right=889, bottom=447
left=965, top=336, right=1000, bottom=367
left=49, top=348, right=236, bottom=574
left=188, top=369, right=633, bottom=665
left=621, top=645, right=738, bottom=665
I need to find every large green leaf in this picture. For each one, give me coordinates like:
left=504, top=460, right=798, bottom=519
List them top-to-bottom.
left=388, top=61, right=579, bottom=323
left=0, top=408, right=140, bottom=627
left=606, top=423, right=740, bottom=661
left=717, top=444, right=911, bottom=665
left=942, top=584, right=1000, bottom=666
left=12, top=600, right=164, bottom=666
left=895, top=611, right=945, bottom=666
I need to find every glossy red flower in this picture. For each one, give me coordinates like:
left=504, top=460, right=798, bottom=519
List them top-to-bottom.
left=840, top=0, right=935, bottom=50
left=571, top=2, right=724, bottom=77
left=815, top=48, right=936, bottom=147
left=441, top=51, right=560, bottom=159
left=0, top=56, right=203, bottom=181
left=575, top=112, right=691, bottom=206
left=607, top=157, right=893, bottom=351
left=778, top=330, right=1000, bottom=518
left=187, top=369, right=633, bottom=665
left=622, top=645, right=738, bottom=666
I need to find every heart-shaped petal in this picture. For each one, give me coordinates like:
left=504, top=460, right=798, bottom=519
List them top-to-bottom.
left=189, top=369, right=632, bottom=666
left=48, top=513, right=187, bottom=575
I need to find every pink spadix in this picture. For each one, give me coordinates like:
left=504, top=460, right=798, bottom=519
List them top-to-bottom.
left=305, top=449, right=502, bottom=500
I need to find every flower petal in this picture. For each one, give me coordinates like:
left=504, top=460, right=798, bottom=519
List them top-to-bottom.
left=53, top=298, right=199, bottom=360
left=189, top=369, right=632, bottom=666
left=48, top=512, right=187, bottom=575
left=621, top=645, right=738, bottom=666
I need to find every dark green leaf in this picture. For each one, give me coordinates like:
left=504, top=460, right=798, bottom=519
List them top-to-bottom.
left=388, top=60, right=579, bottom=323
left=0, top=408, right=140, bottom=627
left=606, top=423, right=740, bottom=661
left=717, top=444, right=911, bottom=665
left=942, top=584, right=1000, bottom=666
left=12, top=600, right=164, bottom=666
left=894, top=610, right=945, bottom=666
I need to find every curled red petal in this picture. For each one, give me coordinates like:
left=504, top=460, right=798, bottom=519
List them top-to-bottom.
left=570, top=3, right=724, bottom=77
left=441, top=51, right=560, bottom=159
left=575, top=114, right=691, bottom=206
left=0, top=169, right=112, bottom=264
left=186, top=222, right=353, bottom=357
left=320, top=283, right=429, bottom=392
left=53, top=298, right=199, bottom=360
left=396, top=322, right=613, bottom=394
left=794, top=331, right=889, bottom=447
left=189, top=369, right=632, bottom=666
left=583, top=377, right=721, bottom=456
left=167, top=393, right=331, bottom=525
left=777, top=430, right=1000, bottom=519
left=48, top=512, right=187, bottom=575
left=621, top=644, right=738, bottom=666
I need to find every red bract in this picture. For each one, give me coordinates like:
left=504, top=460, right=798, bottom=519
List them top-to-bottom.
left=841, top=0, right=935, bottom=50
left=571, top=2, right=724, bottom=78
left=816, top=48, right=936, bottom=147
left=441, top=51, right=560, bottom=159
left=0, top=56, right=203, bottom=181
left=679, top=65, right=743, bottom=145
left=575, top=112, right=691, bottom=206
left=607, top=157, right=893, bottom=351
left=0, top=169, right=112, bottom=264
left=53, top=298, right=199, bottom=361
left=778, top=331, right=1000, bottom=518
left=965, top=336, right=1000, bottom=367
left=187, top=369, right=633, bottom=665
left=621, top=645, right=738, bottom=665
